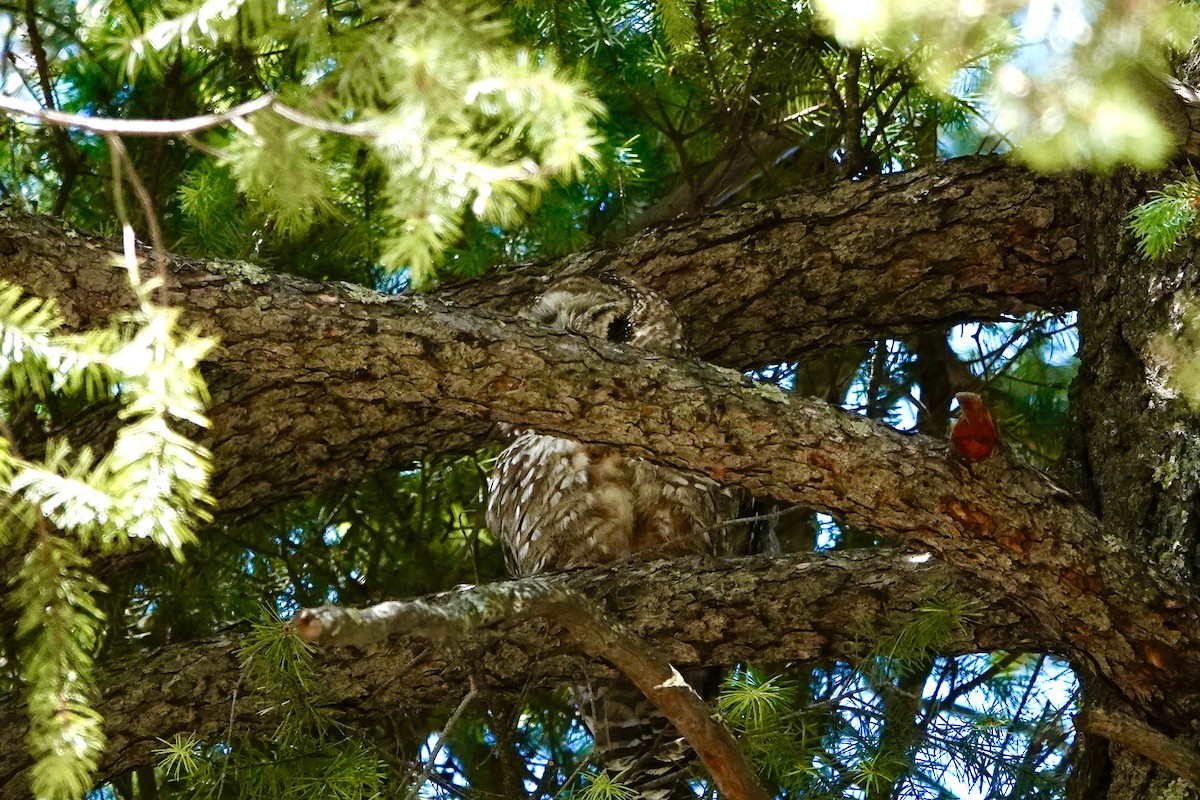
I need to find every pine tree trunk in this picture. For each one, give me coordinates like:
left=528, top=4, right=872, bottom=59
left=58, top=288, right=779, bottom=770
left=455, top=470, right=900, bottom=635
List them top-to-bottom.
left=1071, top=169, right=1200, bottom=798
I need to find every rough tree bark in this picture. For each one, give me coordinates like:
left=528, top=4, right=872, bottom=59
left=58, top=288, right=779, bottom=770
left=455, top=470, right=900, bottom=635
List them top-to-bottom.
left=0, top=154, right=1196, bottom=797
left=440, top=156, right=1087, bottom=370
left=0, top=158, right=1088, bottom=525
left=1068, top=168, right=1200, bottom=800
left=0, top=554, right=1053, bottom=789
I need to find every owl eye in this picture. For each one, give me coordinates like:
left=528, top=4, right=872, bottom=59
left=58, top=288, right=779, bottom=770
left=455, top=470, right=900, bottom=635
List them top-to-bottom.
left=606, top=315, right=633, bottom=343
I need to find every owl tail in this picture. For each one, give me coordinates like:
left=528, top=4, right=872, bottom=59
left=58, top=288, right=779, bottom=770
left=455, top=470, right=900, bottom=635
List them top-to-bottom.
left=575, top=668, right=721, bottom=800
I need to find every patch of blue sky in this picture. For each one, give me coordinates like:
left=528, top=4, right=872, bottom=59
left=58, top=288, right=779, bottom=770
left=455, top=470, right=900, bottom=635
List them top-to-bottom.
left=941, top=0, right=1103, bottom=156
left=1015, top=0, right=1099, bottom=73
left=612, top=2, right=654, bottom=37
left=303, top=57, right=337, bottom=87
left=375, top=267, right=410, bottom=295
left=949, top=313, right=1079, bottom=376
left=843, top=339, right=921, bottom=431
left=749, top=342, right=923, bottom=432
left=746, top=361, right=798, bottom=391
left=815, top=512, right=840, bottom=549
left=323, top=521, right=348, bottom=545
left=275, top=592, right=300, bottom=617
left=796, top=654, right=1077, bottom=799
left=919, top=654, right=1076, bottom=798
left=415, top=711, right=591, bottom=798
left=414, top=730, right=468, bottom=798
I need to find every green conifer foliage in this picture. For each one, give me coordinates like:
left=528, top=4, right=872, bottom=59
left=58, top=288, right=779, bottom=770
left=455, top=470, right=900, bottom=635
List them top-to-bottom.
left=109, top=0, right=604, bottom=283
left=813, top=0, right=1198, bottom=169
left=0, top=245, right=212, bottom=799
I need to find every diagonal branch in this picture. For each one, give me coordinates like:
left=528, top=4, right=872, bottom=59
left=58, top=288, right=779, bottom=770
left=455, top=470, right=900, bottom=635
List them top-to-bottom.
left=440, top=156, right=1092, bottom=369
left=1, top=158, right=1088, bottom=371
left=3, top=160, right=1196, bottom=725
left=0, top=181, right=1091, bottom=539
left=6, top=228, right=1097, bottom=574
left=0, top=551, right=1050, bottom=793
left=295, top=580, right=770, bottom=800
left=544, top=600, right=769, bottom=800
left=1076, top=707, right=1200, bottom=788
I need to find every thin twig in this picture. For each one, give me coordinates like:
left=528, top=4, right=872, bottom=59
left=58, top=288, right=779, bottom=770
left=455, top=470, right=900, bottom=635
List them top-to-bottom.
left=23, top=0, right=79, bottom=215
left=1, top=90, right=373, bottom=140
left=0, top=92, right=275, bottom=136
left=1, top=92, right=554, bottom=187
left=264, top=101, right=380, bottom=137
left=181, top=131, right=231, bottom=159
left=105, top=136, right=142, bottom=301
left=106, top=136, right=169, bottom=304
left=704, top=504, right=806, bottom=532
left=215, top=677, right=243, bottom=800
left=403, top=683, right=479, bottom=800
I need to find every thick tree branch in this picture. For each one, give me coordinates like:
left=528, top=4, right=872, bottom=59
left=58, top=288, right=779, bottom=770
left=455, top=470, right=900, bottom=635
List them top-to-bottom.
left=1151, top=77, right=1200, bottom=158
left=440, top=157, right=1090, bottom=368
left=0, top=158, right=1087, bottom=373
left=3, top=158, right=1197, bottom=739
left=4, top=174, right=1197, bottom=725
left=0, top=178, right=1090, bottom=538
left=5, top=224, right=1106, bottom=619
left=0, top=552, right=1049, bottom=792
left=296, top=581, right=770, bottom=800
left=1076, top=707, right=1200, bottom=789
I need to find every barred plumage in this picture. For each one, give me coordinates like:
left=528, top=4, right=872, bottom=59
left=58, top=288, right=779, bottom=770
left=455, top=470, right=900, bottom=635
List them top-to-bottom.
left=487, top=276, right=744, bottom=798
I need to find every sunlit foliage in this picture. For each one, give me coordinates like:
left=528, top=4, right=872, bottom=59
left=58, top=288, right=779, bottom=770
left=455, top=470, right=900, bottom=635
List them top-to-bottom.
left=116, top=0, right=603, bottom=283
left=813, top=0, right=1199, bottom=169
left=1130, top=174, right=1200, bottom=259
left=0, top=252, right=212, bottom=799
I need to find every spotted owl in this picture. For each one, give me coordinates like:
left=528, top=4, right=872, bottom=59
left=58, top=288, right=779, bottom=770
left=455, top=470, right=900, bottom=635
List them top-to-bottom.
left=486, top=275, right=745, bottom=797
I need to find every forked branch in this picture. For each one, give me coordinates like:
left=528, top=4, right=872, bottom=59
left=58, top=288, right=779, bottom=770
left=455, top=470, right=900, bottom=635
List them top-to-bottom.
left=294, top=578, right=770, bottom=800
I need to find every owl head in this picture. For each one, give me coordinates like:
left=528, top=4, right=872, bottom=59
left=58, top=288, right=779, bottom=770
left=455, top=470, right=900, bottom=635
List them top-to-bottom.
left=522, top=276, right=689, bottom=357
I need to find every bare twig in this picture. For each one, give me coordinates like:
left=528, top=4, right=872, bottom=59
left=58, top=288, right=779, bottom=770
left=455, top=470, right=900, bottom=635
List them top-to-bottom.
left=23, top=0, right=79, bottom=215
left=843, top=47, right=867, bottom=173
left=0, top=88, right=374, bottom=143
left=0, top=92, right=274, bottom=136
left=0, top=92, right=551, bottom=186
left=263, top=101, right=379, bottom=137
left=106, top=136, right=169, bottom=304
left=704, top=503, right=805, bottom=533
left=215, top=677, right=242, bottom=800
left=403, top=684, right=479, bottom=800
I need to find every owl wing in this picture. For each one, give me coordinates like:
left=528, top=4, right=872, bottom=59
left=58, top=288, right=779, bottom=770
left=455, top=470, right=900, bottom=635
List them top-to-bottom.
left=487, top=430, right=637, bottom=575
left=629, top=461, right=746, bottom=557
